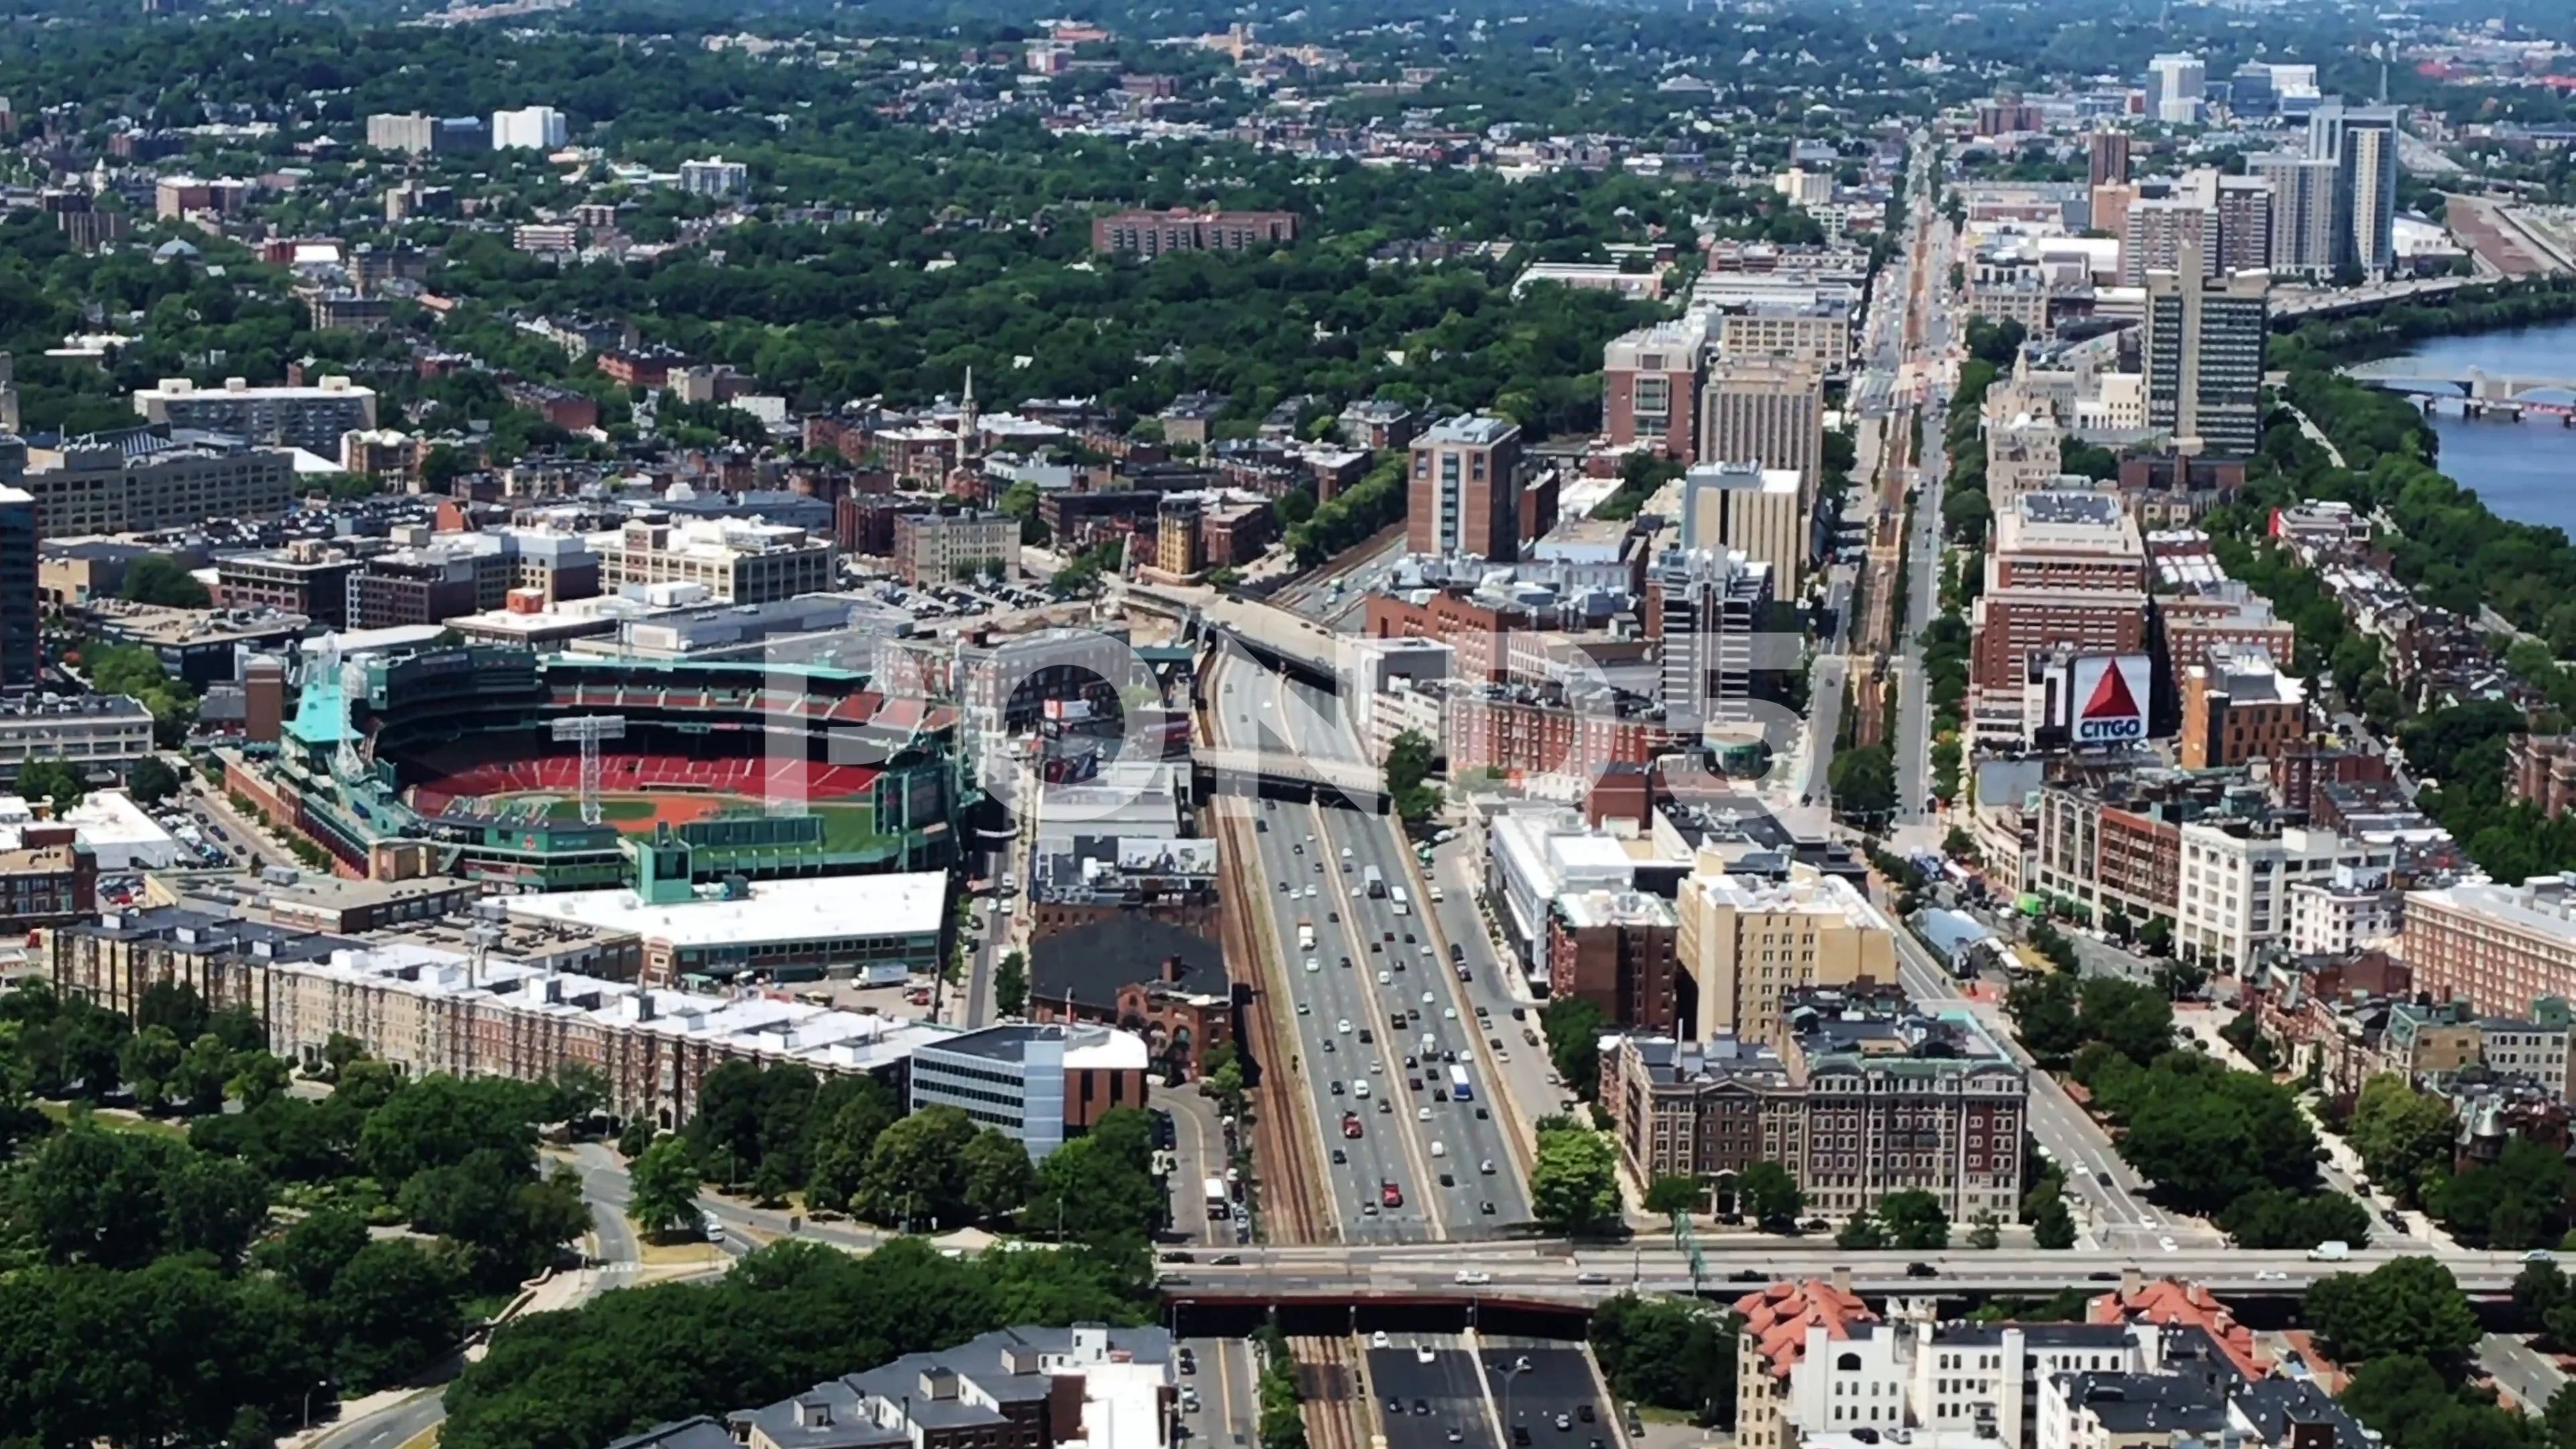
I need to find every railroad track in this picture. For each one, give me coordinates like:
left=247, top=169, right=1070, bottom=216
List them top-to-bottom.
left=1213, top=798, right=1329, bottom=1247
left=1291, top=1335, right=1365, bottom=1449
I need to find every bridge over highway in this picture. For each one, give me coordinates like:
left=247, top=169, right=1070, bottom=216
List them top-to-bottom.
left=2343, top=358, right=2576, bottom=402
left=1157, top=1240, right=2536, bottom=1307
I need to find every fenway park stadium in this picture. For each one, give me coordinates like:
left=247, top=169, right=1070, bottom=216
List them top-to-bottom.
left=235, top=645, right=971, bottom=892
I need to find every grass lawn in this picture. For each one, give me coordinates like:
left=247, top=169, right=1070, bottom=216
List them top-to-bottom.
left=533, top=795, right=659, bottom=824
left=37, top=1102, right=191, bottom=1139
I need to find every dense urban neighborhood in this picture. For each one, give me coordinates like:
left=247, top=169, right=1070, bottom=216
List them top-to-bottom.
left=13, top=1, right=2576, bottom=1449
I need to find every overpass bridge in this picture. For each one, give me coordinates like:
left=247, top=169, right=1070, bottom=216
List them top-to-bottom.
left=2270, top=275, right=2477, bottom=322
left=2343, top=359, right=2576, bottom=416
left=1121, top=578, right=1347, bottom=686
left=1195, top=744, right=1389, bottom=812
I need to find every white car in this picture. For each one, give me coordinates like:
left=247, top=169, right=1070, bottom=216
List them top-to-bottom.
left=1305, top=885, right=1319, bottom=898
left=1305, top=957, right=1320, bottom=973
left=1379, top=970, right=1392, bottom=984
left=1420, top=991, right=1434, bottom=1005
left=1297, top=1002, right=1311, bottom=1015
left=1442, top=1008, right=1457, bottom=1020
left=1337, top=1018, right=1351, bottom=1034
left=1354, top=1081, right=1371, bottom=1099
left=1417, top=1106, right=1432, bottom=1121
left=2157, top=1236, right=2178, bottom=1254
left=1454, top=1270, right=1492, bottom=1285
left=2255, top=1270, right=2289, bottom=1281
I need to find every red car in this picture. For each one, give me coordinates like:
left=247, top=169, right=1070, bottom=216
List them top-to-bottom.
left=1342, top=1114, right=1364, bottom=1140
left=1381, top=1181, right=1403, bottom=1209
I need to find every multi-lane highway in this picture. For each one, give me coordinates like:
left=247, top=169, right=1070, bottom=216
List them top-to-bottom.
left=1214, top=653, right=1534, bottom=1240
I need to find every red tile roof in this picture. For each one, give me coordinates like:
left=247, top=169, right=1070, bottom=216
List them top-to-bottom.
left=2088, top=1278, right=2266, bottom=1380
left=1731, top=1279, right=1881, bottom=1381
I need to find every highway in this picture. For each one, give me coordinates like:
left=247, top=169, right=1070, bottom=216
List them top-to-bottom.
left=1213, top=652, right=1534, bottom=1240
left=1179, top=1336, right=1263, bottom=1449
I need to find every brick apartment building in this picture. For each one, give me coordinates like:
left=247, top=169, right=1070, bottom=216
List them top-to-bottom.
left=1091, top=208, right=1299, bottom=257
left=1971, top=492, right=2150, bottom=702
left=1362, top=590, right=1531, bottom=682
left=1546, top=889, right=1681, bottom=1030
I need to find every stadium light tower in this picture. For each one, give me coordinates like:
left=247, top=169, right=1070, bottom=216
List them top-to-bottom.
left=550, top=715, right=628, bottom=824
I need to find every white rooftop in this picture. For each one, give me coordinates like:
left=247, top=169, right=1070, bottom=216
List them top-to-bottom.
left=501, top=871, right=949, bottom=947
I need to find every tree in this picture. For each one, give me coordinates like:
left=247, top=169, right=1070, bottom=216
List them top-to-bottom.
left=123, top=554, right=214, bottom=608
left=1828, top=743, right=1896, bottom=820
left=127, top=755, right=183, bottom=805
left=18, top=759, right=87, bottom=814
left=994, top=951, right=1028, bottom=1018
left=2005, top=973, right=2084, bottom=1063
left=1540, top=997, right=1609, bottom=1100
left=122, top=1024, right=185, bottom=1112
left=170, top=1032, right=233, bottom=1115
left=226, top=1051, right=291, bottom=1110
left=2348, top=1074, right=2461, bottom=1205
left=358, top=1075, right=542, bottom=1188
left=806, top=1078, right=902, bottom=1214
left=861, top=1105, right=979, bottom=1228
left=1531, top=1127, right=1619, bottom=1234
left=961, top=1128, right=1036, bottom=1224
left=2426, top=1134, right=2573, bottom=1248
left=628, top=1136, right=704, bottom=1240
left=1737, top=1161, right=1805, bottom=1232
left=1644, top=1175, right=1703, bottom=1216
left=2216, top=1186, right=2373, bottom=1250
left=1876, top=1190, right=1951, bottom=1250
left=2033, top=1194, right=2078, bottom=1249
left=261, top=1208, right=370, bottom=1299
left=1835, top=1209, right=1886, bottom=1250
left=1968, top=1214, right=2001, bottom=1249
left=327, top=1240, right=465, bottom=1391
left=2304, top=1256, right=2482, bottom=1367
left=2515, top=1258, right=2570, bottom=1332
left=1591, top=1293, right=1738, bottom=1425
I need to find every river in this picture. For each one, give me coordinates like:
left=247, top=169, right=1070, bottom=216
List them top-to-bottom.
left=2373, top=319, right=2576, bottom=537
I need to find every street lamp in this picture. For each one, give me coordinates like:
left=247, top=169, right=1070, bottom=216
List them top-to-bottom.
left=1497, top=1356, right=1532, bottom=1442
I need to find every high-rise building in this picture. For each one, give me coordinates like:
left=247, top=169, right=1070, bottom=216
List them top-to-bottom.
left=2148, top=53, right=2207, bottom=124
left=2310, top=102, right=2400, bottom=275
left=490, top=105, right=568, bottom=150
left=2087, top=129, right=2133, bottom=189
left=2250, top=152, right=2341, bottom=278
left=2212, top=174, right=2273, bottom=274
left=2121, top=197, right=2213, bottom=284
left=2143, top=241, right=2269, bottom=457
left=1601, top=316, right=1709, bottom=460
left=0, top=352, right=16, bottom=435
left=1697, top=358, right=1823, bottom=508
left=1406, top=415, right=1523, bottom=562
left=1677, top=462, right=1808, bottom=589
left=0, top=486, right=32, bottom=689
left=1969, top=490, right=2149, bottom=707
left=1648, top=547, right=1771, bottom=729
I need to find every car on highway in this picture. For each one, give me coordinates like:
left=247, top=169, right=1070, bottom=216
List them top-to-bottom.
left=1336, top=1018, right=1350, bottom=1034
left=1353, top=1081, right=1370, bottom=1099
left=1417, top=1106, right=1432, bottom=1120
left=1342, top=1114, right=1362, bottom=1138
left=1332, top=1148, right=1348, bottom=1163
left=1479, top=1159, right=1495, bottom=1175
left=1381, top=1181, right=1403, bottom=1208
left=1905, top=1263, right=1938, bottom=1278
left=2255, top=1270, right=2289, bottom=1281
left=1554, top=1415, right=1572, bottom=1431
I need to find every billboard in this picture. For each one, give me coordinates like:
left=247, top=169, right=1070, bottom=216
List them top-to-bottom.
left=2057, top=655, right=2153, bottom=746
left=1116, top=837, right=1218, bottom=876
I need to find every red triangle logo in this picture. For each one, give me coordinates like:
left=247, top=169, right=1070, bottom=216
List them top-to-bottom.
left=2082, top=663, right=2140, bottom=721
